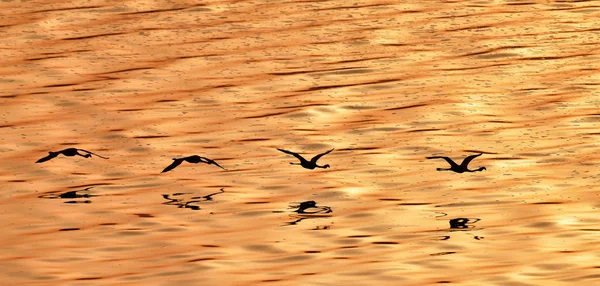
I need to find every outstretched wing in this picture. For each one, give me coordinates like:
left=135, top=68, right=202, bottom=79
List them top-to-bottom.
left=277, top=148, right=308, bottom=164
left=310, top=148, right=334, bottom=163
left=36, top=152, right=58, bottom=163
left=460, top=153, right=482, bottom=168
left=426, top=156, right=460, bottom=168
left=162, top=158, right=184, bottom=173
left=203, top=158, right=226, bottom=170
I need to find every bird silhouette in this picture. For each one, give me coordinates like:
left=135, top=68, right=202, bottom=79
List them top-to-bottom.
left=36, top=148, right=109, bottom=163
left=277, top=148, right=333, bottom=170
left=426, top=153, right=486, bottom=173
left=161, top=155, right=225, bottom=173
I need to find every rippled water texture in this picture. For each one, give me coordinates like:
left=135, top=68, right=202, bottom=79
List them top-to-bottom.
left=1, top=0, right=600, bottom=285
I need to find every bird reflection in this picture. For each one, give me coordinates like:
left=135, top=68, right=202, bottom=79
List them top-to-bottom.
left=36, top=148, right=109, bottom=163
left=38, top=187, right=97, bottom=204
left=162, top=188, right=225, bottom=210
left=284, top=200, right=332, bottom=226
left=290, top=200, right=332, bottom=214
left=435, top=213, right=482, bottom=240
left=284, top=217, right=307, bottom=226
left=449, top=218, right=480, bottom=230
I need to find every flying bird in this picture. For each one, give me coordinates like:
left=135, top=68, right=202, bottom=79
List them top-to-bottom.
left=36, top=148, right=109, bottom=163
left=277, top=148, right=333, bottom=170
left=426, top=153, right=486, bottom=173
left=161, top=155, right=225, bottom=173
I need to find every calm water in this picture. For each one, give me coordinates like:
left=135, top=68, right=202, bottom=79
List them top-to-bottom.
left=1, top=0, right=600, bottom=285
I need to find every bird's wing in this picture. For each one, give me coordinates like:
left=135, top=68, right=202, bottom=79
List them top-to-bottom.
left=277, top=148, right=307, bottom=163
left=310, top=148, right=334, bottom=163
left=78, top=149, right=109, bottom=159
left=36, top=152, right=58, bottom=163
left=460, top=153, right=482, bottom=168
left=195, top=156, right=225, bottom=170
left=426, top=156, right=459, bottom=168
left=161, top=159, right=184, bottom=173
left=207, top=159, right=226, bottom=170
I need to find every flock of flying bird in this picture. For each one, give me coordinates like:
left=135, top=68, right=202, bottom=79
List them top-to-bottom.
left=35, top=147, right=487, bottom=173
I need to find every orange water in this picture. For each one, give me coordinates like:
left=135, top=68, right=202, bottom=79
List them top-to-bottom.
left=1, top=0, right=600, bottom=285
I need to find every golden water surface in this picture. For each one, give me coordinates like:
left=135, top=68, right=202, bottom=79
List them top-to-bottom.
left=1, top=0, right=600, bottom=285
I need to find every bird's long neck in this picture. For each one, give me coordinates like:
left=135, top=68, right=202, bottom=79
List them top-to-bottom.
left=78, top=149, right=109, bottom=159
left=315, top=164, right=328, bottom=169
left=467, top=167, right=485, bottom=172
